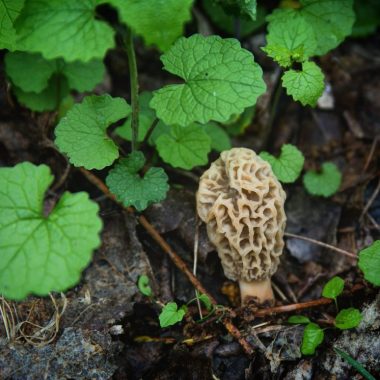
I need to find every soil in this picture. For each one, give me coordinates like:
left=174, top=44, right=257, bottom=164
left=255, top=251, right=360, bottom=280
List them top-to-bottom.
left=0, top=10, right=380, bottom=380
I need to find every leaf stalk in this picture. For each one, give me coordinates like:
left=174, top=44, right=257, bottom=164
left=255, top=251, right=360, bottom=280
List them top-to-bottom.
left=124, top=27, right=139, bottom=152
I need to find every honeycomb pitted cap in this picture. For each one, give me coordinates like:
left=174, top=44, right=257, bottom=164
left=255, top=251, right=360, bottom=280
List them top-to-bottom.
left=196, top=147, right=286, bottom=283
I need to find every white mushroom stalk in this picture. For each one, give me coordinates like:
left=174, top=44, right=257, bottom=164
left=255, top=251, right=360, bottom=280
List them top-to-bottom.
left=196, top=148, right=286, bottom=304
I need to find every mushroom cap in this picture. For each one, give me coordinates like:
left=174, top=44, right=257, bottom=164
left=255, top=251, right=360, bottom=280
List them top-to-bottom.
left=196, top=147, right=286, bottom=282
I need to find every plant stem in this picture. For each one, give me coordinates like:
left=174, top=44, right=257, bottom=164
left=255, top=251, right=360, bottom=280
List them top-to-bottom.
left=234, top=16, right=241, bottom=40
left=124, top=27, right=139, bottom=152
left=260, top=69, right=283, bottom=149
left=141, top=118, right=159, bottom=147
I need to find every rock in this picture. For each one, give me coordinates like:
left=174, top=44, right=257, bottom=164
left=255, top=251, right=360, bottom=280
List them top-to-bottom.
left=0, top=328, right=121, bottom=380
left=284, top=360, right=313, bottom=380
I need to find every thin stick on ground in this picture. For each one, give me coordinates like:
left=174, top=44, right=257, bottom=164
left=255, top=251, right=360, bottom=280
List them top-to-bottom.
left=141, top=118, right=159, bottom=148
left=363, top=136, right=379, bottom=172
left=79, top=168, right=255, bottom=355
left=360, top=177, right=380, bottom=222
left=367, top=213, right=380, bottom=231
left=193, top=215, right=203, bottom=319
left=284, top=232, right=357, bottom=259
left=253, top=284, right=364, bottom=318
left=254, top=297, right=332, bottom=317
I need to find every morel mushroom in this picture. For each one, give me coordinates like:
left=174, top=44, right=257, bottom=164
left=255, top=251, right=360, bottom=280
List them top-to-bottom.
left=196, top=148, right=286, bottom=303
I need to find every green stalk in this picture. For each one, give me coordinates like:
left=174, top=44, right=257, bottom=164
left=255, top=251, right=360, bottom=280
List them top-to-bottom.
left=124, top=27, right=139, bottom=152
left=260, top=69, right=283, bottom=150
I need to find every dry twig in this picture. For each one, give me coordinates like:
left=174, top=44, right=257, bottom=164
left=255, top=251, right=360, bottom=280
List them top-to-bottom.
left=360, top=178, right=380, bottom=222
left=254, top=297, right=332, bottom=317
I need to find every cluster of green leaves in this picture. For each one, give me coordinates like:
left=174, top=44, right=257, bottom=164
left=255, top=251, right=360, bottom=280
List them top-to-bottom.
left=0, top=0, right=265, bottom=300
left=1, top=0, right=194, bottom=110
left=2, top=0, right=194, bottom=55
left=263, top=0, right=355, bottom=106
left=52, top=33, right=265, bottom=209
left=116, top=92, right=231, bottom=169
left=260, top=144, right=342, bottom=197
left=288, top=276, right=362, bottom=355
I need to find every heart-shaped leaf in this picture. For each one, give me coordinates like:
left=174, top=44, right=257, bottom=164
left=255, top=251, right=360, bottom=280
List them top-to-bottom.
left=0, top=162, right=102, bottom=300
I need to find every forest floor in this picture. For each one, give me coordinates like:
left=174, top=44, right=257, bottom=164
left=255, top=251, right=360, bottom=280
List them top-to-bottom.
left=0, top=20, right=379, bottom=380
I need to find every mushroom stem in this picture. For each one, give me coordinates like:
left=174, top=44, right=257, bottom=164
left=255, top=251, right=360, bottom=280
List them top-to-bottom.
left=239, top=278, right=274, bottom=304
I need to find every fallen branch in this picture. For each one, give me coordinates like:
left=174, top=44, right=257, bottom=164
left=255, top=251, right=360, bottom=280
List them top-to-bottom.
left=253, top=284, right=365, bottom=318
left=254, top=297, right=332, bottom=317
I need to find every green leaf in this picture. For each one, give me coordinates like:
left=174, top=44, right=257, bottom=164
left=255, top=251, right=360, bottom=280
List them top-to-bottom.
left=0, top=0, right=24, bottom=51
left=15, top=0, right=115, bottom=62
left=109, top=0, right=193, bottom=51
left=203, top=0, right=267, bottom=38
left=208, top=0, right=256, bottom=18
left=240, top=0, right=256, bottom=20
left=267, top=0, right=355, bottom=55
left=352, top=0, right=380, bottom=38
left=263, top=17, right=317, bottom=67
left=150, top=34, right=266, bottom=127
left=5, top=52, right=105, bottom=94
left=5, top=52, right=56, bottom=93
left=5, top=52, right=104, bottom=112
left=62, top=59, right=105, bottom=92
left=282, top=61, right=325, bottom=107
left=13, top=74, right=70, bottom=112
left=115, top=92, right=171, bottom=147
left=116, top=92, right=156, bottom=142
left=55, top=95, right=131, bottom=170
left=57, top=95, right=75, bottom=120
left=224, top=106, right=256, bottom=136
left=149, top=121, right=171, bottom=145
left=204, top=123, right=231, bottom=152
left=156, top=124, right=211, bottom=169
left=259, top=144, right=304, bottom=183
left=106, top=151, right=169, bottom=211
left=0, top=162, right=102, bottom=300
left=303, top=162, right=342, bottom=197
left=358, top=240, right=380, bottom=286
left=137, top=275, right=152, bottom=297
left=322, top=276, right=345, bottom=299
left=198, top=294, right=213, bottom=311
left=159, top=302, right=187, bottom=328
left=335, top=308, right=362, bottom=330
left=287, top=315, right=310, bottom=324
left=301, top=323, right=324, bottom=355
left=334, top=347, right=377, bottom=380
